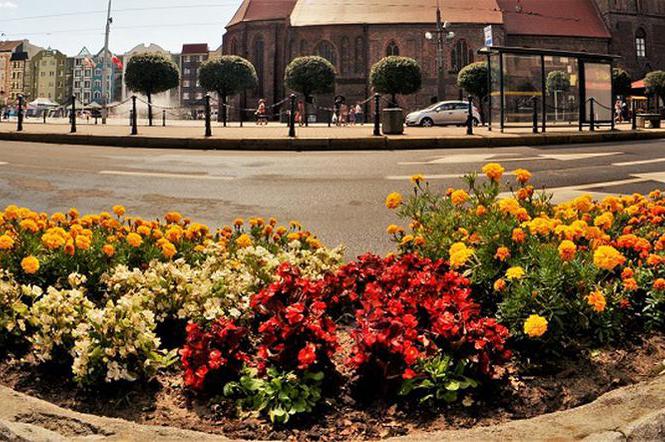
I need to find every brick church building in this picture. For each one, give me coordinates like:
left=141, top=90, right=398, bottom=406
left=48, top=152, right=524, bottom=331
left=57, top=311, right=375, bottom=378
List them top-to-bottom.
left=222, top=0, right=665, bottom=117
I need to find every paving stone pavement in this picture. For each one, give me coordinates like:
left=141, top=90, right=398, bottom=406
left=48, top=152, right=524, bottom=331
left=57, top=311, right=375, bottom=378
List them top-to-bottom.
left=0, top=374, right=663, bottom=441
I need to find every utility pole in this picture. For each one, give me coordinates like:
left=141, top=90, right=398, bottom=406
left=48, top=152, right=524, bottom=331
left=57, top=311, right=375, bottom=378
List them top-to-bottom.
left=101, top=0, right=112, bottom=124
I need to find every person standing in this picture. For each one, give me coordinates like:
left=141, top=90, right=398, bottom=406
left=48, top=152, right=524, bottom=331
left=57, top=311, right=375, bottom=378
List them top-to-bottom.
left=255, top=99, right=267, bottom=125
left=355, top=103, right=364, bottom=125
left=348, top=105, right=356, bottom=126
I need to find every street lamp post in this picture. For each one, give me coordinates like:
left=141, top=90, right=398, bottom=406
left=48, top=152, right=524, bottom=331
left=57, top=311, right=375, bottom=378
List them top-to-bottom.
left=101, top=0, right=112, bottom=125
left=425, top=4, right=455, bottom=101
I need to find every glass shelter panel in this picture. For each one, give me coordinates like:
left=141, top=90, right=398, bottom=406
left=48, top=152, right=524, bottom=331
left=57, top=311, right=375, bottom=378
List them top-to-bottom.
left=489, top=53, right=501, bottom=127
left=503, top=54, right=542, bottom=127
left=544, top=56, right=579, bottom=126
left=584, top=62, right=613, bottom=122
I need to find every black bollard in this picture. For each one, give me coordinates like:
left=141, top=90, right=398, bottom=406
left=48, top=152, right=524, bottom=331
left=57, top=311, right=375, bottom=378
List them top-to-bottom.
left=373, top=93, right=381, bottom=136
left=17, top=94, right=23, bottom=132
left=205, top=94, right=212, bottom=137
left=288, top=94, right=296, bottom=138
left=70, top=96, right=77, bottom=133
left=131, top=96, right=138, bottom=135
left=466, top=96, right=474, bottom=136
left=532, top=97, right=538, bottom=134
left=589, top=98, right=595, bottom=132
left=632, top=100, right=637, bottom=130
left=239, top=108, right=243, bottom=128
left=162, top=110, right=166, bottom=127
left=43, top=112, right=47, bottom=124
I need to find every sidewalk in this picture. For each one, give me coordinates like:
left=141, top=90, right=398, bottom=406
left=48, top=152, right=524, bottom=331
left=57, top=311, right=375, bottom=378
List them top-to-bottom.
left=1, top=119, right=664, bottom=150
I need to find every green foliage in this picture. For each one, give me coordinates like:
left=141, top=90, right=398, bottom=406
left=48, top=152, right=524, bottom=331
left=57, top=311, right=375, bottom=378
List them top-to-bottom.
left=124, top=53, right=180, bottom=97
left=198, top=56, right=258, bottom=96
left=284, top=56, right=336, bottom=98
left=370, top=56, right=422, bottom=100
left=457, top=62, right=489, bottom=99
left=612, top=68, right=632, bottom=97
left=644, top=70, right=665, bottom=101
left=546, top=71, right=571, bottom=95
left=399, top=354, right=479, bottom=405
left=224, top=367, right=323, bottom=424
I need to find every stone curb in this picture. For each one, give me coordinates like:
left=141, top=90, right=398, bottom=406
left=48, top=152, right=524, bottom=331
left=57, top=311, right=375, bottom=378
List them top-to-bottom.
left=1, top=129, right=665, bottom=151
left=0, top=375, right=663, bottom=441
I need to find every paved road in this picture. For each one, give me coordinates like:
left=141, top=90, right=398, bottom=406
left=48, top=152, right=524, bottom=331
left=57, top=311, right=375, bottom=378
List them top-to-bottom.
left=1, top=139, right=665, bottom=258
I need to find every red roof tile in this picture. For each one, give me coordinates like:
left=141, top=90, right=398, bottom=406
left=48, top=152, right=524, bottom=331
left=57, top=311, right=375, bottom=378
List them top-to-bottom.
left=227, top=0, right=298, bottom=27
left=290, top=0, right=503, bottom=26
left=497, top=0, right=610, bottom=39
left=0, top=40, right=23, bottom=52
left=182, top=43, right=210, bottom=54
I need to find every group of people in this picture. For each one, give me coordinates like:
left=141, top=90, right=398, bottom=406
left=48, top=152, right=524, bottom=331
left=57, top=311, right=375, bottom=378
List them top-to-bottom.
left=615, top=98, right=629, bottom=123
left=332, top=102, right=364, bottom=126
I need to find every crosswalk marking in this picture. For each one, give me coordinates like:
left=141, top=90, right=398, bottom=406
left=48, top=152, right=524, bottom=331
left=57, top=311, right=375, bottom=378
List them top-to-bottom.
left=99, top=170, right=234, bottom=180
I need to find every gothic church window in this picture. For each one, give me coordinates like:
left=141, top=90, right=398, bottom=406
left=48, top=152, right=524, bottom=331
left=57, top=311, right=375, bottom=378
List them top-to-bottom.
left=386, top=41, right=400, bottom=56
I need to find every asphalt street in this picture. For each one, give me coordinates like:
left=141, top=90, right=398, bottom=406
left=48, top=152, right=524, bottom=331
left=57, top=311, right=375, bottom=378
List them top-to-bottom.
left=1, top=139, right=665, bottom=258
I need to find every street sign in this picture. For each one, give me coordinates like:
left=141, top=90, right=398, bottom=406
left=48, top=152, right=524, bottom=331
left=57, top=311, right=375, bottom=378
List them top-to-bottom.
left=484, top=25, right=493, bottom=47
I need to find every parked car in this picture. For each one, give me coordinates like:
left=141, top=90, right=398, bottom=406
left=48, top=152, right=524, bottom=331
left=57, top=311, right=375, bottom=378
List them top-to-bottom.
left=405, top=100, right=481, bottom=127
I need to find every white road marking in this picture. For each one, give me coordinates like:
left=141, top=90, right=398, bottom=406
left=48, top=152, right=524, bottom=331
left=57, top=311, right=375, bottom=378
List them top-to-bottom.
left=399, top=152, right=622, bottom=166
left=613, top=157, right=665, bottom=167
left=0, top=162, right=8, bottom=165
left=99, top=170, right=234, bottom=180
left=630, top=172, right=665, bottom=183
left=386, top=173, right=464, bottom=180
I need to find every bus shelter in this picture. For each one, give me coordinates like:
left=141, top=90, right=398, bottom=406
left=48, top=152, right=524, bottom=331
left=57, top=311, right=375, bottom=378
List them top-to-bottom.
left=478, top=46, right=619, bottom=132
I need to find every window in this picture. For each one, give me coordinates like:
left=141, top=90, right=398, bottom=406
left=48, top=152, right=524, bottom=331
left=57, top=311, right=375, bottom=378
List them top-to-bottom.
left=636, top=28, right=647, bottom=58
left=254, top=36, right=265, bottom=96
left=340, top=37, right=350, bottom=74
left=230, top=38, right=238, bottom=55
left=300, top=39, right=308, bottom=56
left=451, top=39, right=473, bottom=72
left=315, top=40, right=337, bottom=66
left=386, top=41, right=400, bottom=57
left=184, top=56, right=190, bottom=63
left=184, top=68, right=191, bottom=75
left=84, top=69, right=91, bottom=77
left=94, top=80, right=101, bottom=88
left=183, top=80, right=191, bottom=88
left=74, top=81, right=81, bottom=88
left=84, top=81, right=91, bottom=88
left=183, top=92, right=190, bottom=100
left=196, top=92, right=203, bottom=100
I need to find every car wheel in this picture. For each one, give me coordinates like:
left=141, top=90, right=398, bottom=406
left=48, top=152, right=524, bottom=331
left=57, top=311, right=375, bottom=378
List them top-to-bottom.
left=421, top=118, right=434, bottom=127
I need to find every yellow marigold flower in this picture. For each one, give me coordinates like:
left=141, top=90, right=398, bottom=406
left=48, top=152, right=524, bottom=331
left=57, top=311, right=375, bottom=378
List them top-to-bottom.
left=482, top=163, right=505, bottom=182
left=513, top=168, right=532, bottom=184
left=410, top=174, right=425, bottom=185
left=450, top=189, right=470, bottom=206
left=385, top=192, right=403, bottom=209
left=572, top=195, right=594, bottom=213
left=498, top=198, right=521, bottom=216
left=4, top=205, right=19, bottom=220
left=112, top=205, right=126, bottom=217
left=593, top=212, right=614, bottom=230
left=19, top=219, right=39, bottom=233
left=289, top=220, right=302, bottom=230
left=386, top=224, right=402, bottom=235
left=137, top=225, right=151, bottom=236
left=165, top=226, right=183, bottom=243
left=126, top=232, right=143, bottom=248
left=0, top=234, right=15, bottom=250
left=236, top=234, right=253, bottom=248
left=400, top=234, right=414, bottom=246
left=75, top=235, right=91, bottom=250
left=413, top=235, right=426, bottom=246
left=307, top=237, right=322, bottom=249
left=558, top=240, right=577, bottom=262
left=161, top=241, right=177, bottom=259
left=449, top=242, right=474, bottom=269
left=102, top=244, right=115, bottom=257
left=194, top=244, right=205, bottom=252
left=593, top=245, right=625, bottom=271
left=494, top=246, right=511, bottom=262
left=21, top=256, right=40, bottom=274
left=505, top=266, right=525, bottom=281
left=493, top=278, right=507, bottom=292
left=586, top=290, right=606, bottom=313
left=523, top=314, right=548, bottom=338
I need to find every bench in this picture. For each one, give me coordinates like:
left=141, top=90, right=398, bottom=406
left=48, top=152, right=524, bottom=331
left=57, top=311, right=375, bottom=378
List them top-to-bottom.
left=636, top=113, right=661, bottom=129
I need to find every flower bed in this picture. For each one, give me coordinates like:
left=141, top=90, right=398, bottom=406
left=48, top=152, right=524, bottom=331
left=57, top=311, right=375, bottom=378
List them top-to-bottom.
left=0, top=166, right=664, bottom=440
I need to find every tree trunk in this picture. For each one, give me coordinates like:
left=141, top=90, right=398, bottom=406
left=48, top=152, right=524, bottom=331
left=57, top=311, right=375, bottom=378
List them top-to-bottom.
left=147, top=92, right=153, bottom=127
left=222, top=93, right=227, bottom=127
left=391, top=93, right=397, bottom=108
left=304, top=94, right=309, bottom=127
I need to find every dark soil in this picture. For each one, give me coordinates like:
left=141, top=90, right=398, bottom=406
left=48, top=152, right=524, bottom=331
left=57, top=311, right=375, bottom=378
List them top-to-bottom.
left=1, top=335, right=664, bottom=441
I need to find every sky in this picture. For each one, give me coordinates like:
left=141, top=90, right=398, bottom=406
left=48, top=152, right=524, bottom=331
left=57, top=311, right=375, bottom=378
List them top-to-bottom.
left=0, top=0, right=242, bottom=55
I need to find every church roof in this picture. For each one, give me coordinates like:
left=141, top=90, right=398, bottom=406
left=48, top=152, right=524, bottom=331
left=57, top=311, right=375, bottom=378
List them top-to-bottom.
left=227, top=0, right=298, bottom=27
left=289, top=0, right=504, bottom=27
left=497, top=0, right=611, bottom=39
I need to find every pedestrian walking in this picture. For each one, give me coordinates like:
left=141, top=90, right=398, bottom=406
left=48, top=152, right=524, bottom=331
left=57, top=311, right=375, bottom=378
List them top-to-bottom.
left=255, top=99, right=267, bottom=125
left=615, top=99, right=623, bottom=123
left=296, top=100, right=305, bottom=126
left=340, top=103, right=348, bottom=126
left=355, top=103, right=364, bottom=125
left=348, top=105, right=356, bottom=126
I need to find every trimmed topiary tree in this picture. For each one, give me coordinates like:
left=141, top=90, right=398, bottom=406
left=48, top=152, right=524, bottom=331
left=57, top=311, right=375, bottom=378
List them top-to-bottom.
left=124, top=53, right=180, bottom=126
left=199, top=56, right=258, bottom=126
left=285, top=56, right=336, bottom=126
left=370, top=56, right=422, bottom=107
left=457, top=61, right=489, bottom=100
left=612, top=68, right=632, bottom=98
left=546, top=71, right=571, bottom=121
left=645, top=71, right=665, bottom=111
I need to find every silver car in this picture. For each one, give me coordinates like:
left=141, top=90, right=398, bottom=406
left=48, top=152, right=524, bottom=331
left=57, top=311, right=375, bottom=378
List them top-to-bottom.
left=405, top=100, right=481, bottom=127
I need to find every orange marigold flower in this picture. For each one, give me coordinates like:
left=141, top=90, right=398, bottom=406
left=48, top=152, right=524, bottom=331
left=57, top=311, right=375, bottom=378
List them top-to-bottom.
left=482, top=163, right=505, bottom=182
left=513, top=168, right=532, bottom=184
left=410, top=174, right=425, bottom=185
left=450, top=189, right=470, bottom=206
left=385, top=192, right=403, bottom=209
left=112, top=205, right=126, bottom=217
left=476, top=205, right=487, bottom=216
left=165, top=212, right=183, bottom=224
left=512, top=228, right=526, bottom=243
left=126, top=232, right=143, bottom=248
left=0, top=234, right=15, bottom=250
left=75, top=235, right=91, bottom=250
left=64, top=239, right=75, bottom=256
left=558, top=240, right=577, bottom=262
left=161, top=241, right=177, bottom=259
left=102, top=244, right=115, bottom=257
left=593, top=245, right=625, bottom=271
left=494, top=246, right=511, bottom=262
left=21, top=256, right=40, bottom=274
left=621, top=268, right=634, bottom=280
left=623, top=277, right=638, bottom=292
left=493, top=278, right=507, bottom=292
left=653, top=278, right=665, bottom=291
left=586, top=290, right=606, bottom=312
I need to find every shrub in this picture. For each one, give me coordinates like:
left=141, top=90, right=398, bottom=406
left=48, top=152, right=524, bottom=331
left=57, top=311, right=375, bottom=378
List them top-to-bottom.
left=199, top=56, right=258, bottom=124
left=284, top=56, right=336, bottom=100
left=370, top=56, right=422, bottom=107
left=457, top=61, right=488, bottom=99
left=546, top=71, right=571, bottom=95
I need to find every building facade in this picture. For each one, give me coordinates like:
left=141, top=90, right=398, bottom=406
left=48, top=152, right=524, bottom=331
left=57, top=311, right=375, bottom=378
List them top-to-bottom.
left=222, top=0, right=665, bottom=118
left=1, top=40, right=42, bottom=105
left=180, top=43, right=209, bottom=116
left=72, top=47, right=122, bottom=105
left=30, top=48, right=69, bottom=104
